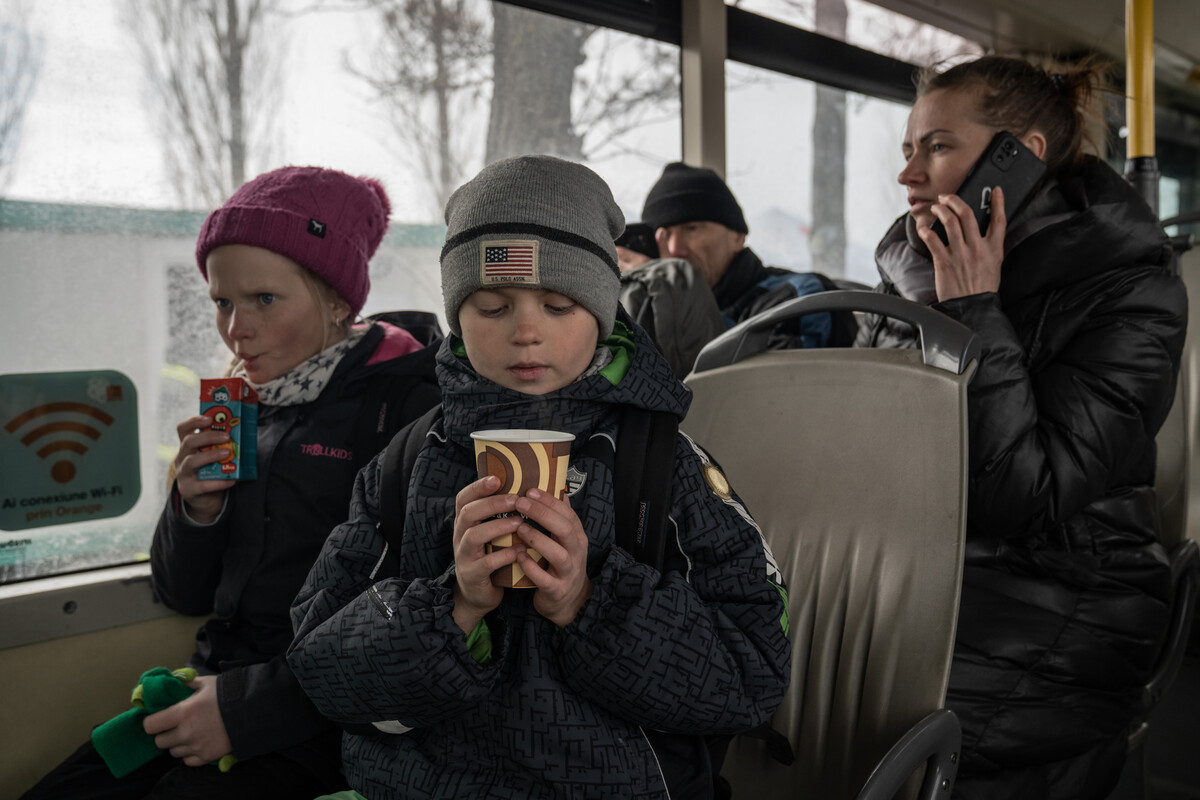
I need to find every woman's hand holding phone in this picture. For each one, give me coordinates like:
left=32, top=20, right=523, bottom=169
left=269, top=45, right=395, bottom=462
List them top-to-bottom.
left=915, top=131, right=1045, bottom=302
left=918, top=186, right=1007, bottom=301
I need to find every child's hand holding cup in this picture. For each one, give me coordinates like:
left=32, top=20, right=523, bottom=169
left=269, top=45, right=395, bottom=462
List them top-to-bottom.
left=469, top=429, right=575, bottom=588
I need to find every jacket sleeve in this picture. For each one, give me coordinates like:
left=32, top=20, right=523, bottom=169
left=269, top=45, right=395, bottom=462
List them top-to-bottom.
left=935, top=268, right=1186, bottom=542
left=554, top=433, right=792, bottom=736
left=289, top=435, right=790, bottom=736
left=288, top=453, right=499, bottom=729
left=149, top=485, right=231, bottom=616
left=216, top=655, right=334, bottom=759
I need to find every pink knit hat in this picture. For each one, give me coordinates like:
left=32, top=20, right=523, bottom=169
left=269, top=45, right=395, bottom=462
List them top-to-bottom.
left=195, top=166, right=391, bottom=316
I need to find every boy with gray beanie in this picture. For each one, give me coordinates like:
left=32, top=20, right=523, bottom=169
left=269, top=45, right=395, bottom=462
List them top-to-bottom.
left=289, top=155, right=791, bottom=800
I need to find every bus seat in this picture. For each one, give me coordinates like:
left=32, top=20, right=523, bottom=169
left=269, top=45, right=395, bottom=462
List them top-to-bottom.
left=1154, top=236, right=1200, bottom=551
left=1144, top=239, right=1200, bottom=713
left=1114, top=240, right=1200, bottom=799
left=1164, top=242, right=1200, bottom=552
left=683, top=291, right=977, bottom=800
left=1155, top=367, right=1188, bottom=551
left=0, top=565, right=204, bottom=797
left=855, top=708, right=961, bottom=800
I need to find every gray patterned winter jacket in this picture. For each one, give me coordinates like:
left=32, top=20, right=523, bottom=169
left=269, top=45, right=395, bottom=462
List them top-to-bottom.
left=288, top=317, right=791, bottom=799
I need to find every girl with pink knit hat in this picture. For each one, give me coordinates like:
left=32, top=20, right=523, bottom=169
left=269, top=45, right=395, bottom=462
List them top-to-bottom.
left=22, top=166, right=441, bottom=799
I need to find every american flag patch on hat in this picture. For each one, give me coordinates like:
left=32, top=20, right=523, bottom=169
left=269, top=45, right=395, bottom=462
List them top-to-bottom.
left=480, top=240, right=539, bottom=285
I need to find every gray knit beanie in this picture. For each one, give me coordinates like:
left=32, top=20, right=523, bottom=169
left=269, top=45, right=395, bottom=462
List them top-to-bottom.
left=441, top=155, right=624, bottom=339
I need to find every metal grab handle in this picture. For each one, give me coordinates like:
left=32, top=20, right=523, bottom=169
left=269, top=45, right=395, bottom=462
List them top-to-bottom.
left=1160, top=210, right=1200, bottom=228
left=691, top=289, right=980, bottom=375
left=855, top=708, right=961, bottom=800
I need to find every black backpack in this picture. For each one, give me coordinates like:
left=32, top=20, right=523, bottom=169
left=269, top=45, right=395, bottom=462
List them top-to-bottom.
left=365, top=309, right=444, bottom=349
left=373, top=404, right=791, bottom=799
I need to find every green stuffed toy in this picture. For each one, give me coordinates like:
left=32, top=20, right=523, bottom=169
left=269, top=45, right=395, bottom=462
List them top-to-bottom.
left=91, top=667, right=237, bottom=778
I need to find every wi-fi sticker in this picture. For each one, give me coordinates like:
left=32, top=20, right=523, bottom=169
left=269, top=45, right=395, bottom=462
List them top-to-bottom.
left=1, top=370, right=140, bottom=532
left=4, top=401, right=116, bottom=484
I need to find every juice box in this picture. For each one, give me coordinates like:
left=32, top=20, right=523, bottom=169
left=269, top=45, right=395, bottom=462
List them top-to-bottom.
left=198, top=378, right=259, bottom=480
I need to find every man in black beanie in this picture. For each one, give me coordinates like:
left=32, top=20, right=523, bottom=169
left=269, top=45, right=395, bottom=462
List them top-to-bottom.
left=633, top=161, right=855, bottom=359
left=641, top=162, right=749, bottom=288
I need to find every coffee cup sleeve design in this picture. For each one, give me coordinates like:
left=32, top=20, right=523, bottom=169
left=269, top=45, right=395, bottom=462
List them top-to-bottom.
left=470, top=431, right=574, bottom=588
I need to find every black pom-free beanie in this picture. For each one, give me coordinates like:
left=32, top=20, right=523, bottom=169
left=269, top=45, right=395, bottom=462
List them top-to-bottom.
left=641, top=162, right=748, bottom=234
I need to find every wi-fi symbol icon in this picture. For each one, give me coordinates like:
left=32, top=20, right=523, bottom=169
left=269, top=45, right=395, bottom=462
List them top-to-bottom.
left=4, top=402, right=116, bottom=484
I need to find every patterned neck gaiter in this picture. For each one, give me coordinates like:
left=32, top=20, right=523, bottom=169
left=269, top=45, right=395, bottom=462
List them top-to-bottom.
left=234, top=325, right=368, bottom=407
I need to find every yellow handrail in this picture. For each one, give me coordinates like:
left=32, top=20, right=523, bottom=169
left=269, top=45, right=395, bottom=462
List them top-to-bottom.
left=1123, top=0, right=1159, bottom=214
left=1126, top=0, right=1155, bottom=159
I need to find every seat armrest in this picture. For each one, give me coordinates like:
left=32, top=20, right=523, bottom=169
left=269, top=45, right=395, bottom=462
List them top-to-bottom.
left=691, top=290, right=979, bottom=375
left=1142, top=539, right=1200, bottom=712
left=855, top=708, right=961, bottom=800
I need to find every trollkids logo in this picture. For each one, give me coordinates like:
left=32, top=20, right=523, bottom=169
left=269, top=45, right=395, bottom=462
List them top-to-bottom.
left=211, top=386, right=232, bottom=403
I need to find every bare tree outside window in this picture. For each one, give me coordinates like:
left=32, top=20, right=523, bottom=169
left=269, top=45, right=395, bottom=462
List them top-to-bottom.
left=0, top=0, right=42, bottom=191
left=120, top=0, right=284, bottom=209
left=348, top=0, right=491, bottom=215
left=352, top=0, right=677, bottom=220
left=730, top=0, right=979, bottom=278
left=732, top=0, right=849, bottom=276
left=812, top=0, right=847, bottom=277
left=485, top=3, right=585, bottom=163
left=488, top=4, right=678, bottom=166
left=856, top=6, right=981, bottom=65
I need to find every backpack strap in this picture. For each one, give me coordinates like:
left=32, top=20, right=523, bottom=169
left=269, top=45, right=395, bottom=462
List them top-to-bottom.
left=378, top=403, right=443, bottom=557
left=614, top=406, right=680, bottom=574
left=619, top=407, right=796, bottom=781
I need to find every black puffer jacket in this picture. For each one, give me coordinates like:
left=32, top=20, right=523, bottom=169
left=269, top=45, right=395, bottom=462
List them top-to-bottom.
left=857, top=158, right=1187, bottom=798
left=151, top=322, right=441, bottom=762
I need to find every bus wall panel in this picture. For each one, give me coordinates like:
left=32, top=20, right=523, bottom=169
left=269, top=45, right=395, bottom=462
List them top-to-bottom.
left=1, top=613, right=202, bottom=797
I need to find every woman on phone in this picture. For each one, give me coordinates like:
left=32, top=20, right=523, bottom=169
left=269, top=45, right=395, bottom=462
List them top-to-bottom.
left=857, top=56, right=1186, bottom=799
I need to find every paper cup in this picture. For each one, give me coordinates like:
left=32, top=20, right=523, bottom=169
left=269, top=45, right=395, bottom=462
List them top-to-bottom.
left=470, top=429, right=575, bottom=588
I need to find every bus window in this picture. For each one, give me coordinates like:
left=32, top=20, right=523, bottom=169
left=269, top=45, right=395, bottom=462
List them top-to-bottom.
left=0, top=0, right=681, bottom=584
left=723, top=0, right=982, bottom=286
left=730, top=0, right=982, bottom=64
left=726, top=63, right=910, bottom=285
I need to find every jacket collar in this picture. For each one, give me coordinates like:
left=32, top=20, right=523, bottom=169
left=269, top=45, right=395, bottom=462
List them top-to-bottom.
left=998, top=157, right=1172, bottom=305
left=873, top=158, right=1172, bottom=307
left=712, top=247, right=767, bottom=310
left=435, top=308, right=690, bottom=450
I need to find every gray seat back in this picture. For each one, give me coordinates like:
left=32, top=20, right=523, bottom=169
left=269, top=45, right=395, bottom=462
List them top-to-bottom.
left=1159, top=244, right=1200, bottom=549
left=683, top=291, right=975, bottom=800
left=1156, top=377, right=1188, bottom=550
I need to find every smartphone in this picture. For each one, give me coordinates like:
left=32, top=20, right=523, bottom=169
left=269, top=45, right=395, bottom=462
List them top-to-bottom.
left=929, top=131, right=1047, bottom=245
